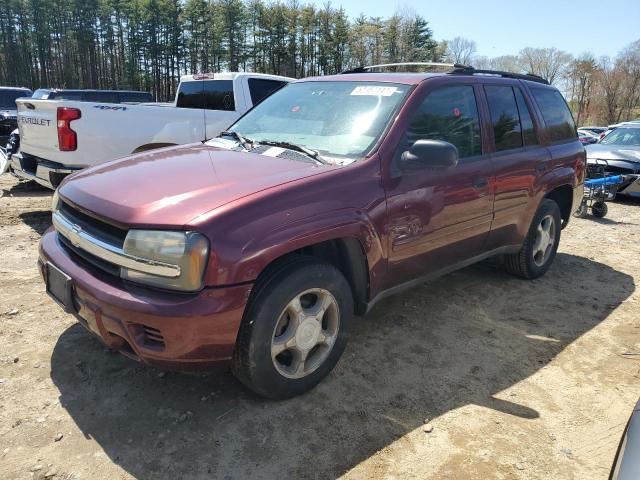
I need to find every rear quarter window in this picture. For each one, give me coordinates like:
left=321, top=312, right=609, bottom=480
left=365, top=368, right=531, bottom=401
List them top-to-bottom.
left=530, top=88, right=576, bottom=143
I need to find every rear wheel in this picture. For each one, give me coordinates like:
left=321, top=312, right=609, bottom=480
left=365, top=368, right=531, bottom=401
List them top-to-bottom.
left=505, top=199, right=561, bottom=279
left=232, top=256, right=353, bottom=399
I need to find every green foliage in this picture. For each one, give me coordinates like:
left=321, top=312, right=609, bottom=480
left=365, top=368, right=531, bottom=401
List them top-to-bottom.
left=0, top=0, right=439, bottom=100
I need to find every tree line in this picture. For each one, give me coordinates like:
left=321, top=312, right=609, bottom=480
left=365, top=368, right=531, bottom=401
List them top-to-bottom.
left=0, top=0, right=638, bottom=125
left=0, top=0, right=443, bottom=101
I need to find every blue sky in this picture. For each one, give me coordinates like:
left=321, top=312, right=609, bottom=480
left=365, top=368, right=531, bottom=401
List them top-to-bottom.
left=336, top=0, right=640, bottom=58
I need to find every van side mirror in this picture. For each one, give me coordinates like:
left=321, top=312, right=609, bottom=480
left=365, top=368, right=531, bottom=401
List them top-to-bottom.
left=400, top=139, right=459, bottom=170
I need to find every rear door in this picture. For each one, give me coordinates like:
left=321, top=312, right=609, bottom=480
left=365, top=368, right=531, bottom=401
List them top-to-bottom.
left=383, top=80, right=494, bottom=286
left=480, top=81, right=552, bottom=249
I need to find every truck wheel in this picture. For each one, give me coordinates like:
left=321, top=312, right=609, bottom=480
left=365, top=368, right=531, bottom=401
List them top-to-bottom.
left=504, top=199, right=561, bottom=279
left=232, top=256, right=354, bottom=399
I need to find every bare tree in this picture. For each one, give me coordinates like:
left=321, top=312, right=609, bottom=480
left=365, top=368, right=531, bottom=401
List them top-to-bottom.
left=445, top=36, right=476, bottom=65
left=519, top=47, right=573, bottom=85
left=566, top=55, right=599, bottom=126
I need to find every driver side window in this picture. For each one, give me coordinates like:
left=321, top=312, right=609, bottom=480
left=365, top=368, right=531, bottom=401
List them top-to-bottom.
left=407, top=85, right=482, bottom=158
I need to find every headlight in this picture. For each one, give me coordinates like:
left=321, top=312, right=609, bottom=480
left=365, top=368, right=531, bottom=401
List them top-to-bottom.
left=51, top=189, right=61, bottom=212
left=120, top=230, right=209, bottom=292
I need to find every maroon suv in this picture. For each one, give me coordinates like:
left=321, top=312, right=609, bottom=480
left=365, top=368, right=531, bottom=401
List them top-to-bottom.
left=39, top=65, right=585, bottom=399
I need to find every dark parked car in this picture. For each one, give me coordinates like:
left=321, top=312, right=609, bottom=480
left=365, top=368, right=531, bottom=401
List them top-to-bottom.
left=40, top=64, right=585, bottom=399
left=0, top=86, right=32, bottom=144
left=31, top=89, right=153, bottom=103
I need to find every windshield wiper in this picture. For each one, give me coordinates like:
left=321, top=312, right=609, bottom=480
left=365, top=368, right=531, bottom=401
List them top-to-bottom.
left=218, top=130, right=254, bottom=151
left=257, top=140, right=329, bottom=165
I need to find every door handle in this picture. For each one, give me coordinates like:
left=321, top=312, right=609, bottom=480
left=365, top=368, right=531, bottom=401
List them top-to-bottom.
left=535, top=163, right=547, bottom=173
left=472, top=177, right=488, bottom=188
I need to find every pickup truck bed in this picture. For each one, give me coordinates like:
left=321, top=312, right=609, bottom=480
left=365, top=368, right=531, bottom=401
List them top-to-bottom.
left=10, top=73, right=292, bottom=188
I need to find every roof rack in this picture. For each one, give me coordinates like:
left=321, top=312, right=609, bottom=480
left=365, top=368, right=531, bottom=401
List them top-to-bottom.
left=340, top=62, right=550, bottom=85
left=341, top=62, right=465, bottom=74
left=449, top=65, right=549, bottom=84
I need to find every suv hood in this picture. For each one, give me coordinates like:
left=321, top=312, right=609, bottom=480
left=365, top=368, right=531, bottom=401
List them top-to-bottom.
left=59, top=143, right=331, bottom=227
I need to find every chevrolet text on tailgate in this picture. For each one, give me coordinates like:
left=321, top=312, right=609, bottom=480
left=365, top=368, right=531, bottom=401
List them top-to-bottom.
left=39, top=64, right=585, bottom=399
left=11, top=72, right=292, bottom=189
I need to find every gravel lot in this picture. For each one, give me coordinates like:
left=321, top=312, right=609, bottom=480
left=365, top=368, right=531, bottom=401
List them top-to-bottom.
left=0, top=173, right=639, bottom=480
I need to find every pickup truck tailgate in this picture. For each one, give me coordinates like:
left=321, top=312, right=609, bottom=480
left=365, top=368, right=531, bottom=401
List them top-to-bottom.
left=16, top=99, right=60, bottom=159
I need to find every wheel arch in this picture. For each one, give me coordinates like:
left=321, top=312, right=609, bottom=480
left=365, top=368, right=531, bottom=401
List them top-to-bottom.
left=544, top=183, right=573, bottom=227
left=251, top=237, right=371, bottom=316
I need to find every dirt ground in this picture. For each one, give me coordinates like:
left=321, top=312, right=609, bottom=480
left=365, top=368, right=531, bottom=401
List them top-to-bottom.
left=0, top=173, right=639, bottom=480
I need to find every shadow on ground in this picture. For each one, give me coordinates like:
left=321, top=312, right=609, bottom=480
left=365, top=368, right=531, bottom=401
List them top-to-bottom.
left=1, top=179, right=51, bottom=198
left=19, top=210, right=52, bottom=235
left=49, top=253, right=635, bottom=479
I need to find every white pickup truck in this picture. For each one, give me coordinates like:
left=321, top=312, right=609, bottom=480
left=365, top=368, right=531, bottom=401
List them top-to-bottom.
left=10, top=72, right=292, bottom=189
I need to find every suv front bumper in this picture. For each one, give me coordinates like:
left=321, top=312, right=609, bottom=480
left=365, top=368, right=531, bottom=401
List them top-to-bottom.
left=11, top=152, right=80, bottom=189
left=39, top=228, right=252, bottom=371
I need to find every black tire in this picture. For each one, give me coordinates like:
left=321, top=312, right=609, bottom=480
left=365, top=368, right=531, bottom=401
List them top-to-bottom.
left=504, top=199, right=562, bottom=279
left=592, top=201, right=608, bottom=218
left=232, top=256, right=354, bottom=399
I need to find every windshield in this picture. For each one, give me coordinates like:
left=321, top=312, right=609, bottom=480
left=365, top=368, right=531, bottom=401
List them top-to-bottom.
left=227, top=81, right=411, bottom=159
left=0, top=91, right=30, bottom=109
left=600, top=127, right=640, bottom=146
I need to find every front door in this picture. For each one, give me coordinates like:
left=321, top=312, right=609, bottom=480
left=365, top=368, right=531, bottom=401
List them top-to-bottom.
left=383, top=83, right=494, bottom=288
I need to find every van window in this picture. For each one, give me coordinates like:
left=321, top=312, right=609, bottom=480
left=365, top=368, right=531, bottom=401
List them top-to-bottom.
left=248, top=79, right=287, bottom=106
left=202, top=80, right=235, bottom=111
left=407, top=85, right=482, bottom=158
left=485, top=86, right=522, bottom=151
left=514, top=88, right=537, bottom=146
left=530, top=88, right=576, bottom=142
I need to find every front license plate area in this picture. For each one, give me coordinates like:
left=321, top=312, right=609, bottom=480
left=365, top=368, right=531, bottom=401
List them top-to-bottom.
left=46, top=262, right=76, bottom=313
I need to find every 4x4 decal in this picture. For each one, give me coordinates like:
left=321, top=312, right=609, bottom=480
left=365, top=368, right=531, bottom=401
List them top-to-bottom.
left=93, top=105, right=127, bottom=111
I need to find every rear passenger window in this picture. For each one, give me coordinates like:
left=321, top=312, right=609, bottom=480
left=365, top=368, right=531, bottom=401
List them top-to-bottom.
left=248, top=79, right=286, bottom=106
left=202, top=80, right=235, bottom=111
left=407, top=85, right=482, bottom=158
left=485, top=86, right=522, bottom=151
left=514, top=88, right=537, bottom=146
left=530, top=88, right=576, bottom=142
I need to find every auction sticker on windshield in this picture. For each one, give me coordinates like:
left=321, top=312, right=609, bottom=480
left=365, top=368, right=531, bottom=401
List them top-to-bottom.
left=350, top=86, right=398, bottom=96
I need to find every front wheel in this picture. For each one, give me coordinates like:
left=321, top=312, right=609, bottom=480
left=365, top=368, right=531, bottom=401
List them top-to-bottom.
left=505, top=199, right=561, bottom=279
left=232, top=256, right=353, bottom=399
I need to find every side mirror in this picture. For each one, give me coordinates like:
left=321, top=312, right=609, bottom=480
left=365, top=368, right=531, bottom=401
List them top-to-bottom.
left=400, top=139, right=459, bottom=170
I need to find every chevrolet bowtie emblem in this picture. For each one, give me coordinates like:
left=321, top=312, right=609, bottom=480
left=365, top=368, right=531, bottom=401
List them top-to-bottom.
left=68, top=225, right=82, bottom=248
